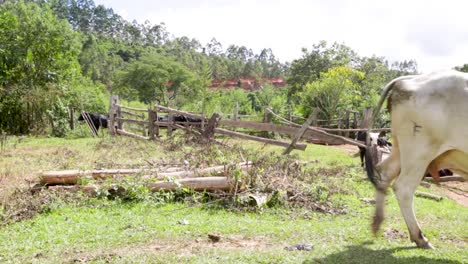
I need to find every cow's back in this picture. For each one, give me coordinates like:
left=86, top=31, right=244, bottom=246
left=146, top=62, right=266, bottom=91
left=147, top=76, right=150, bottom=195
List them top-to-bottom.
left=389, top=70, right=468, bottom=154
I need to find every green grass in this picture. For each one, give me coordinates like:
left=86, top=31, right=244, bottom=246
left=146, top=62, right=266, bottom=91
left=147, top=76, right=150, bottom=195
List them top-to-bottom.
left=0, top=136, right=467, bottom=263
left=0, top=200, right=466, bottom=263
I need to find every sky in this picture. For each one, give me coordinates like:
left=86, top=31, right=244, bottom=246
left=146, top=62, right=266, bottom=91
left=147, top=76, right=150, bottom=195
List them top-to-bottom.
left=93, top=0, right=468, bottom=73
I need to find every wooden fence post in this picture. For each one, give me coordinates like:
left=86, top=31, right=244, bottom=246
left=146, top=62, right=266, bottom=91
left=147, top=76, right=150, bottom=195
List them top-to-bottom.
left=109, top=95, right=119, bottom=136
left=167, top=101, right=174, bottom=137
left=233, top=101, right=239, bottom=121
left=69, top=105, right=75, bottom=130
left=116, top=105, right=123, bottom=130
left=361, top=107, right=373, bottom=129
left=148, top=108, right=156, bottom=140
left=344, top=110, right=351, bottom=138
left=353, top=112, right=358, bottom=129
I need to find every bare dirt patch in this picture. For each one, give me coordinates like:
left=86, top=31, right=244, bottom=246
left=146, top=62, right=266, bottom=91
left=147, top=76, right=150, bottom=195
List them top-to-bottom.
left=437, top=181, right=468, bottom=207
left=65, top=236, right=276, bottom=262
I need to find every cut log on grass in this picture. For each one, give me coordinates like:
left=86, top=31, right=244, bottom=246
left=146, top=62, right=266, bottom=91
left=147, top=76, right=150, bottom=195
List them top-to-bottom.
left=215, top=128, right=306, bottom=150
left=40, top=162, right=252, bottom=185
left=142, top=163, right=251, bottom=180
left=41, top=168, right=160, bottom=184
left=149, top=176, right=233, bottom=192
left=423, top=176, right=465, bottom=183
left=415, top=191, right=443, bottom=201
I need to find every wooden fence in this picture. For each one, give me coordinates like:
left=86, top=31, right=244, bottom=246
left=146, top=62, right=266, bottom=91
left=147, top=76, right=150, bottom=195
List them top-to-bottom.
left=108, top=95, right=389, bottom=151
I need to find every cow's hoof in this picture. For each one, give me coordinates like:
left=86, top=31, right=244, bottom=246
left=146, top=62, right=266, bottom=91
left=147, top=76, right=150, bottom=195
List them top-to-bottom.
left=416, top=241, right=435, bottom=249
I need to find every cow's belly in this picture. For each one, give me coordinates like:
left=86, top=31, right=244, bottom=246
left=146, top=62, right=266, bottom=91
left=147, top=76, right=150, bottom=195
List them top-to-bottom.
left=430, top=150, right=468, bottom=179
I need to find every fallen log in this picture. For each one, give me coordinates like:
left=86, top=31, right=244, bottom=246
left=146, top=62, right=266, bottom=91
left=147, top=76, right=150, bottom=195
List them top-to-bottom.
left=215, top=128, right=306, bottom=150
left=40, top=162, right=252, bottom=185
left=41, top=168, right=160, bottom=184
left=149, top=176, right=233, bottom=192
left=423, top=176, right=465, bottom=183
left=46, top=177, right=233, bottom=194
left=415, top=191, right=443, bottom=201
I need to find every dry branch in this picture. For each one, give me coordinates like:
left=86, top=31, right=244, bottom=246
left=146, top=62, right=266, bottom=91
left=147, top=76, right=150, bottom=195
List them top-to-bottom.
left=215, top=128, right=306, bottom=150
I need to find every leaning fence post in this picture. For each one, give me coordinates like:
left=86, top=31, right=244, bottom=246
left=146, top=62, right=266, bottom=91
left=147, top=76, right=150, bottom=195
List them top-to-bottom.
left=283, top=108, right=318, bottom=155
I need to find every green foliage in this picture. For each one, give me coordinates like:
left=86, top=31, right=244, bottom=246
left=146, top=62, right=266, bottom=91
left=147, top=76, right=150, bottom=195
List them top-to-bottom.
left=0, top=1, right=81, bottom=86
left=0, top=1, right=105, bottom=135
left=287, top=41, right=358, bottom=100
left=115, top=51, right=205, bottom=105
left=454, top=63, right=468, bottom=73
left=300, top=66, right=365, bottom=120
left=47, top=98, right=70, bottom=137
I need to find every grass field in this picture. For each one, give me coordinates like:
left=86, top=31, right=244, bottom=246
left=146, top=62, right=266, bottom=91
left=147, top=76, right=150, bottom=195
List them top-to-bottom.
left=0, top=133, right=466, bottom=263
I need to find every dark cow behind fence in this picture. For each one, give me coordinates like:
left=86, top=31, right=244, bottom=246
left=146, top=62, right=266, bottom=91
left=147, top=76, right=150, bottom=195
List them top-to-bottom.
left=78, top=112, right=109, bottom=132
left=158, top=114, right=202, bottom=124
left=356, top=131, right=392, bottom=167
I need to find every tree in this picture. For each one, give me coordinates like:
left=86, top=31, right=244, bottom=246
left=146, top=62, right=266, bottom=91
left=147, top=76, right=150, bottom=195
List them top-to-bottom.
left=0, top=1, right=105, bottom=135
left=287, top=41, right=358, bottom=100
left=115, top=52, right=205, bottom=105
left=299, top=66, right=364, bottom=120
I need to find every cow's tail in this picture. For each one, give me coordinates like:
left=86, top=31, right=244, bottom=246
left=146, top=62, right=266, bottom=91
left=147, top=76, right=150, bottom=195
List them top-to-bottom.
left=365, top=75, right=418, bottom=187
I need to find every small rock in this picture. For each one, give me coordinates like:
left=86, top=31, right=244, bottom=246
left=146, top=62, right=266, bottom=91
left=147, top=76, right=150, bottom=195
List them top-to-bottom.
left=177, top=219, right=189, bottom=225
left=284, top=243, right=313, bottom=251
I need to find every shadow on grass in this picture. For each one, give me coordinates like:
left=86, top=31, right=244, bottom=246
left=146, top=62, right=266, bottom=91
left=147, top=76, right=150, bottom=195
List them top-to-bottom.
left=307, top=242, right=462, bottom=264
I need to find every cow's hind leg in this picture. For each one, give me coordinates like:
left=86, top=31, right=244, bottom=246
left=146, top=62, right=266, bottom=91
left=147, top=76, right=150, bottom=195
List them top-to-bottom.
left=372, top=148, right=400, bottom=234
left=393, top=158, right=434, bottom=249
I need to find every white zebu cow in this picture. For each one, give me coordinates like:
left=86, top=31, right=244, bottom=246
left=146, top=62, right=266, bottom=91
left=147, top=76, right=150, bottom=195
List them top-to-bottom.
left=366, top=70, right=468, bottom=249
